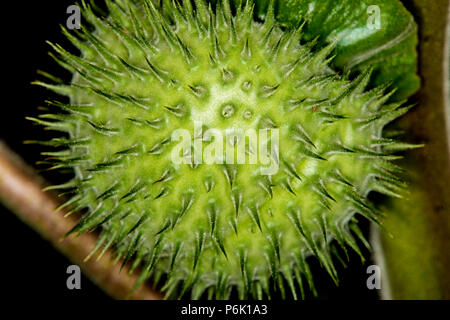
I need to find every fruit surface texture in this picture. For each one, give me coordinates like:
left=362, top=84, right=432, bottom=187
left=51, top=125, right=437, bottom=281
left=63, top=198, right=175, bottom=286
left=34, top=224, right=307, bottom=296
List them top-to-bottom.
left=32, top=0, right=415, bottom=299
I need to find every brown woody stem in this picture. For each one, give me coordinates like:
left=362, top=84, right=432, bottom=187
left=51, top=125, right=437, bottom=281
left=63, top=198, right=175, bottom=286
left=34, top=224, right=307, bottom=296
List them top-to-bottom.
left=0, top=141, right=162, bottom=300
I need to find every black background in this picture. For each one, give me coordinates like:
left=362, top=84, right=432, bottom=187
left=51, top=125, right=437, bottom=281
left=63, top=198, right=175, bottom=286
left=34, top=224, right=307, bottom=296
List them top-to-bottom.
left=0, top=0, right=378, bottom=301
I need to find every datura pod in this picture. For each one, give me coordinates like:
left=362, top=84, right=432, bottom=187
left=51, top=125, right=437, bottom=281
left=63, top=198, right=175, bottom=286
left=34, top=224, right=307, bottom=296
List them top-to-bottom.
left=30, top=0, right=420, bottom=299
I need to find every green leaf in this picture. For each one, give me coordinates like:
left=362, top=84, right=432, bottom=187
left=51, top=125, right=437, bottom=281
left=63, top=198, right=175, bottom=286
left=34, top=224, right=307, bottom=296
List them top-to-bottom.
left=251, top=0, right=420, bottom=101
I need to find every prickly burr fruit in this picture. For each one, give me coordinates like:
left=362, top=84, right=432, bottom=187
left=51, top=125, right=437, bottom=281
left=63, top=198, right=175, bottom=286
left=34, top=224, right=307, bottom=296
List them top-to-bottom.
left=30, top=0, right=419, bottom=299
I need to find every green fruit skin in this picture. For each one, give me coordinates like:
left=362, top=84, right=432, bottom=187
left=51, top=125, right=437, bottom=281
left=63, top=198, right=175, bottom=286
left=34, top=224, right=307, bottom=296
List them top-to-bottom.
left=32, top=0, right=416, bottom=299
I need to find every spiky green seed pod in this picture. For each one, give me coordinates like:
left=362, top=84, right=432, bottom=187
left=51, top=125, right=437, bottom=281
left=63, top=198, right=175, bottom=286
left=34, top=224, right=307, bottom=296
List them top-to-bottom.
left=31, top=0, right=418, bottom=299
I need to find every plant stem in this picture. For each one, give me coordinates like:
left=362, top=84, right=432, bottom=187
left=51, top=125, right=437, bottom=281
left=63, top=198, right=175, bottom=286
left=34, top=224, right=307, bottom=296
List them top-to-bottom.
left=373, top=0, right=450, bottom=299
left=0, top=141, right=162, bottom=300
